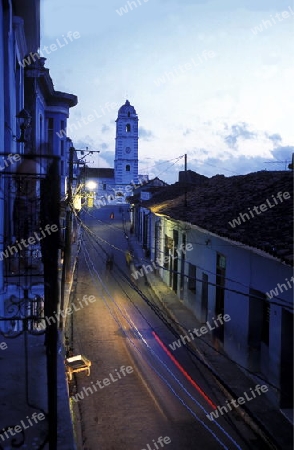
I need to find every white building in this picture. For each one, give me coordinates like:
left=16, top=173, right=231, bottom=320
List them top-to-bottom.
left=133, top=170, right=293, bottom=409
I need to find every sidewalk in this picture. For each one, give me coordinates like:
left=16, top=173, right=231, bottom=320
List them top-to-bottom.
left=128, top=235, right=293, bottom=450
left=0, top=333, right=75, bottom=450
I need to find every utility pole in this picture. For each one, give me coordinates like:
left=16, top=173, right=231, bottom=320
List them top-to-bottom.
left=60, top=146, right=74, bottom=329
left=60, top=146, right=101, bottom=329
left=184, top=153, right=187, bottom=207
left=288, top=153, right=294, bottom=170
left=41, top=159, right=60, bottom=449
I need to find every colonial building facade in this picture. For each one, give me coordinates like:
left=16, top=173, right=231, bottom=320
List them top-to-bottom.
left=0, top=1, right=77, bottom=447
left=132, top=170, right=293, bottom=410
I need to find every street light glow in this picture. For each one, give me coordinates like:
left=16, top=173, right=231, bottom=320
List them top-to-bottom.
left=86, top=181, right=97, bottom=190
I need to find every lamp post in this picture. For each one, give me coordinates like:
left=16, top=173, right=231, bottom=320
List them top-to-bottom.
left=15, top=109, right=31, bottom=143
left=76, top=149, right=100, bottom=206
left=86, top=181, right=97, bottom=207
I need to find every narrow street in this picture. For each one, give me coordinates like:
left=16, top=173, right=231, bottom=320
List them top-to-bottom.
left=69, top=204, right=265, bottom=450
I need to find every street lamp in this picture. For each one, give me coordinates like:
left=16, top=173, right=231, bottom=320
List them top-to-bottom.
left=15, top=109, right=31, bottom=143
left=86, top=181, right=97, bottom=191
left=86, top=181, right=97, bottom=208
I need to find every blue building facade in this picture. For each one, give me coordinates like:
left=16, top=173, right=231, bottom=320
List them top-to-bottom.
left=0, top=1, right=77, bottom=447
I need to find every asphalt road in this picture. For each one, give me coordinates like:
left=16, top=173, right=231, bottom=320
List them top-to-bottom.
left=69, top=204, right=263, bottom=450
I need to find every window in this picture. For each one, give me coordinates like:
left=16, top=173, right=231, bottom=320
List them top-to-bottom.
left=39, top=115, right=43, bottom=141
left=48, top=118, right=54, bottom=154
left=126, top=124, right=131, bottom=132
left=126, top=165, right=130, bottom=171
left=180, top=234, right=186, bottom=292
left=164, top=235, right=173, bottom=269
left=215, top=253, right=226, bottom=342
left=216, top=253, right=226, bottom=316
left=188, top=263, right=196, bottom=293
left=201, top=273, right=209, bottom=322
left=261, top=301, right=270, bottom=346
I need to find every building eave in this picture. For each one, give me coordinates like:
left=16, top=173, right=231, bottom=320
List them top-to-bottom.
left=25, top=64, right=78, bottom=108
left=150, top=209, right=292, bottom=266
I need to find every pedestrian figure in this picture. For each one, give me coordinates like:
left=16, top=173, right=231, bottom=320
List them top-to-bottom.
left=110, top=212, right=114, bottom=219
left=125, top=250, right=132, bottom=266
left=106, top=253, right=114, bottom=270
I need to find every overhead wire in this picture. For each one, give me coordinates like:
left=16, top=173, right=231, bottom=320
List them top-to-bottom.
left=74, top=205, right=292, bottom=310
left=72, top=206, right=289, bottom=386
left=84, top=208, right=254, bottom=448
left=76, top=209, right=280, bottom=449
left=80, top=233, right=242, bottom=450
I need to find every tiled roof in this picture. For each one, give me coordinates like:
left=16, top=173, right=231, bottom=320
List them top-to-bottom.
left=82, top=167, right=114, bottom=179
left=143, top=171, right=293, bottom=265
left=133, top=177, right=168, bottom=192
left=128, top=183, right=191, bottom=204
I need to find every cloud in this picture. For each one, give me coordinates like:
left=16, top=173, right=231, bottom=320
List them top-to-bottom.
left=224, top=122, right=256, bottom=149
left=101, top=124, right=110, bottom=133
left=139, top=127, right=155, bottom=141
left=266, top=133, right=282, bottom=146
left=271, top=146, right=294, bottom=163
left=195, top=155, right=266, bottom=177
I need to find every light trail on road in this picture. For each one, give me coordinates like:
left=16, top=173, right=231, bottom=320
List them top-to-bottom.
left=70, top=206, right=262, bottom=449
left=81, top=229, right=244, bottom=450
left=152, top=331, right=217, bottom=409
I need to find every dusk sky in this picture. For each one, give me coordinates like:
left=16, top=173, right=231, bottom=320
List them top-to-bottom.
left=41, top=0, right=293, bottom=183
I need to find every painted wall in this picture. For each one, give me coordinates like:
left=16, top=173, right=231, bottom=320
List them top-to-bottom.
left=0, top=4, right=27, bottom=314
left=139, top=208, right=293, bottom=406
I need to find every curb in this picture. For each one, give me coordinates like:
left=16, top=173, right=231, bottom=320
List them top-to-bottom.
left=142, top=270, right=283, bottom=450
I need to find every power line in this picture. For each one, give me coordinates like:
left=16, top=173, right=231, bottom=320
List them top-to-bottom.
left=73, top=206, right=293, bottom=311
left=79, top=218, right=282, bottom=392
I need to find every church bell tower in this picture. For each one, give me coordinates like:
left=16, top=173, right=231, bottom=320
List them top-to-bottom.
left=114, top=100, right=138, bottom=185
